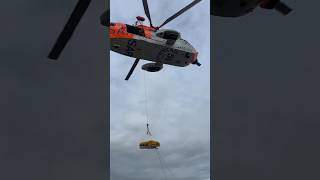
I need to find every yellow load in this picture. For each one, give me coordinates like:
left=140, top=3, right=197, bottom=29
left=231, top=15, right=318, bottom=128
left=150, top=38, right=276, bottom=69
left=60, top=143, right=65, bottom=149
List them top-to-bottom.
left=139, top=140, right=160, bottom=149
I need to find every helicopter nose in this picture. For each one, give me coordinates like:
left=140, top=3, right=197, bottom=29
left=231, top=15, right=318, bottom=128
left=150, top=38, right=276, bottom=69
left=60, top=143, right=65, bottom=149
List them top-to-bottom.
left=191, top=50, right=199, bottom=64
left=192, top=59, right=201, bottom=66
left=195, top=60, right=201, bottom=66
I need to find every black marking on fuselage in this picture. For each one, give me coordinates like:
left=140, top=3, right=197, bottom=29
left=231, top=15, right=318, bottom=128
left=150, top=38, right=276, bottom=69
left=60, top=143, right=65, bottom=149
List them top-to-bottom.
left=125, top=39, right=137, bottom=57
left=156, top=48, right=178, bottom=63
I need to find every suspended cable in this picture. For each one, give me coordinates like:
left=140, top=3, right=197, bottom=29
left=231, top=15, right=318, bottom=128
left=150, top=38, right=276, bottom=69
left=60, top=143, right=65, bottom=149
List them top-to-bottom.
left=143, top=70, right=151, bottom=131
left=142, top=71, right=169, bottom=179
left=154, top=149, right=168, bottom=180
left=156, top=149, right=177, bottom=179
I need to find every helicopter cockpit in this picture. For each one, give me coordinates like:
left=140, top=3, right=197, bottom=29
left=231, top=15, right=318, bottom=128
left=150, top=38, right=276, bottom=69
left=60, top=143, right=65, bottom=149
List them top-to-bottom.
left=155, top=29, right=181, bottom=41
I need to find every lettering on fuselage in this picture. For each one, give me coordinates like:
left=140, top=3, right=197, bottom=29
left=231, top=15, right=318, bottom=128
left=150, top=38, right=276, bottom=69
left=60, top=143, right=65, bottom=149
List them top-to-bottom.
left=125, top=39, right=137, bottom=57
left=156, top=48, right=179, bottom=63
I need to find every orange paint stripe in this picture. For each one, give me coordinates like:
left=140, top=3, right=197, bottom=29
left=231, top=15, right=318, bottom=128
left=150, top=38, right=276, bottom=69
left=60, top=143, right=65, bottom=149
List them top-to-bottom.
left=110, top=33, right=134, bottom=39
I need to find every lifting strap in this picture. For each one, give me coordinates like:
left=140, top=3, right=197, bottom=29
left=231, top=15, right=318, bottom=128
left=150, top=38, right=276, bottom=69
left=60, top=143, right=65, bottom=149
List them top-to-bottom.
left=146, top=123, right=152, bottom=136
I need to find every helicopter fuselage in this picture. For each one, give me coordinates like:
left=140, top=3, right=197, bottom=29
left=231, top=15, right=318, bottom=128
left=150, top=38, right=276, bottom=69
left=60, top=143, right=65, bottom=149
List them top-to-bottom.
left=110, top=22, right=198, bottom=67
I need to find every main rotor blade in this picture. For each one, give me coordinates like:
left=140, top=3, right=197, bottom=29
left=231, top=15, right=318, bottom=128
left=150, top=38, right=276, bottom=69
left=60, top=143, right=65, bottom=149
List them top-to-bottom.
left=48, top=0, right=91, bottom=60
left=142, top=0, right=153, bottom=27
left=158, top=0, right=202, bottom=29
left=274, top=2, right=292, bottom=15
left=100, top=10, right=110, bottom=27
left=125, top=59, right=140, bottom=80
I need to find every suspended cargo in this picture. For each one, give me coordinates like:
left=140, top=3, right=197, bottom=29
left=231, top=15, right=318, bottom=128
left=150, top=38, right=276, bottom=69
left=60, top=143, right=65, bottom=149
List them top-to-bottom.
left=139, top=140, right=160, bottom=149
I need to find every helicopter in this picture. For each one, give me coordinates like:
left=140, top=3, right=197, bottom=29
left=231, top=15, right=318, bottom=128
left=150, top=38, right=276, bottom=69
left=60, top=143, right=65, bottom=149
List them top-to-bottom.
left=48, top=0, right=202, bottom=81
left=107, top=0, right=203, bottom=80
left=211, top=0, right=292, bottom=17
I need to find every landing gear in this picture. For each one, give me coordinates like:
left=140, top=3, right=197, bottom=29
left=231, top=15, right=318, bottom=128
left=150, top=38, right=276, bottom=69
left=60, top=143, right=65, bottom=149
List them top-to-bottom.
left=142, top=63, right=163, bottom=72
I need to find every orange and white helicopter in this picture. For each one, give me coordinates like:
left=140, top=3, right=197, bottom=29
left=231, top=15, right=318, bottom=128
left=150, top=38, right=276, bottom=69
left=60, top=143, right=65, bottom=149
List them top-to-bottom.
left=48, top=0, right=203, bottom=80
left=106, top=0, right=203, bottom=80
left=211, top=0, right=292, bottom=17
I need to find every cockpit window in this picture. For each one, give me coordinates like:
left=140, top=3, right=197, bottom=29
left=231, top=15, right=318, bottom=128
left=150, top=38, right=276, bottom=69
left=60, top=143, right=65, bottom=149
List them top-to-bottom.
left=126, top=25, right=144, bottom=36
left=156, top=30, right=180, bottom=40
left=163, top=31, right=179, bottom=40
left=156, top=32, right=164, bottom=38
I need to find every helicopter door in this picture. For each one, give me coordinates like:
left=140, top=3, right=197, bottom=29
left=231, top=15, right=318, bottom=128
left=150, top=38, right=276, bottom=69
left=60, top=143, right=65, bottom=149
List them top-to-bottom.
left=126, top=24, right=145, bottom=37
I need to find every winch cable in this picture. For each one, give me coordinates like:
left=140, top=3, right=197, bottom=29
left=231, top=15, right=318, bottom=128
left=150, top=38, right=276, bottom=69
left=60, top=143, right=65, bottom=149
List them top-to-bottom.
left=143, top=70, right=151, bottom=137
left=143, top=71, right=174, bottom=180
left=143, top=71, right=165, bottom=179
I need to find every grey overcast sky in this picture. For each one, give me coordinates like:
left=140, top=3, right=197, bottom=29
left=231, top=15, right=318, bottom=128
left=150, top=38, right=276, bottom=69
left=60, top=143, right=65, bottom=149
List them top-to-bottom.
left=0, top=0, right=107, bottom=179
left=110, top=0, right=210, bottom=180
left=213, top=0, right=320, bottom=179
